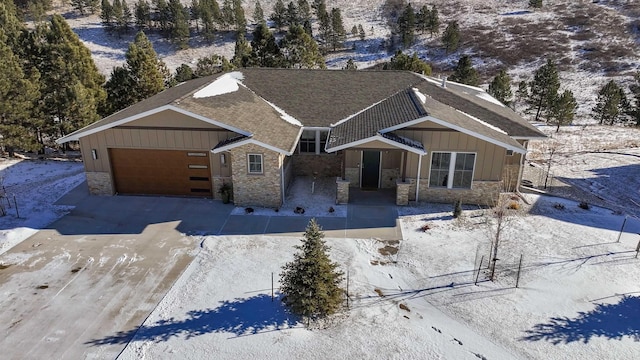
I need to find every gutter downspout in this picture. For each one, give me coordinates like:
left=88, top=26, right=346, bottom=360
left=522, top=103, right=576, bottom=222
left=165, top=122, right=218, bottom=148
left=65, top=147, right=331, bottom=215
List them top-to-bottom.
left=516, top=141, right=531, bottom=205
left=415, top=154, right=423, bottom=202
left=281, top=155, right=286, bottom=206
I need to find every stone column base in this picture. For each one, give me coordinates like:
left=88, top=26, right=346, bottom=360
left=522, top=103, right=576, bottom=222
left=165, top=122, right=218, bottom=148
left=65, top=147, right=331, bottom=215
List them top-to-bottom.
left=336, top=178, right=350, bottom=204
left=396, top=180, right=411, bottom=205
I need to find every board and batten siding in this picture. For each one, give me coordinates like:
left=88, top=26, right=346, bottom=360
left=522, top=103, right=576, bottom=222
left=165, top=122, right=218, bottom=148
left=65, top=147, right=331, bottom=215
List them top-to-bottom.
left=79, top=109, right=238, bottom=178
left=397, top=128, right=506, bottom=181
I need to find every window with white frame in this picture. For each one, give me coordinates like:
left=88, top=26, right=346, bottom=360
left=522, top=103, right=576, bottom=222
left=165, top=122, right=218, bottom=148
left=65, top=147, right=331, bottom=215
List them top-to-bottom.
left=298, top=129, right=329, bottom=154
left=429, top=152, right=476, bottom=189
left=247, top=154, right=263, bottom=174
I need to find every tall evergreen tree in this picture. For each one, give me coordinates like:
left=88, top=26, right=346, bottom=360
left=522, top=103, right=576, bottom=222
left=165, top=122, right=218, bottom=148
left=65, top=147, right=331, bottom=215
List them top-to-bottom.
left=0, top=0, right=26, bottom=53
left=71, top=0, right=88, bottom=15
left=101, top=0, right=114, bottom=28
left=112, top=0, right=124, bottom=31
left=121, top=0, right=133, bottom=32
left=135, top=0, right=151, bottom=29
left=153, top=0, right=171, bottom=33
left=170, top=0, right=190, bottom=48
left=190, top=0, right=201, bottom=31
left=199, top=0, right=220, bottom=39
left=220, top=0, right=234, bottom=30
left=232, top=0, right=246, bottom=32
left=252, top=0, right=264, bottom=24
left=270, top=0, right=286, bottom=30
left=297, top=0, right=311, bottom=24
left=316, top=0, right=330, bottom=51
left=286, top=1, right=298, bottom=26
left=397, top=3, right=415, bottom=48
left=417, top=5, right=428, bottom=34
left=426, top=5, right=439, bottom=37
left=329, top=7, right=345, bottom=51
left=31, top=15, right=106, bottom=140
left=441, top=20, right=460, bottom=53
left=250, top=22, right=282, bottom=67
left=358, top=23, right=365, bottom=41
left=280, top=24, right=325, bottom=69
left=105, top=31, right=168, bottom=114
left=232, top=31, right=252, bottom=67
left=0, top=35, right=42, bottom=154
left=383, top=50, right=431, bottom=75
left=449, top=55, right=479, bottom=86
left=343, top=58, right=357, bottom=70
left=527, top=59, right=560, bottom=122
left=488, top=69, right=513, bottom=106
left=629, top=72, right=640, bottom=126
left=516, top=80, right=529, bottom=106
left=592, top=80, right=628, bottom=125
left=548, top=90, right=576, bottom=132
left=279, top=219, right=344, bottom=322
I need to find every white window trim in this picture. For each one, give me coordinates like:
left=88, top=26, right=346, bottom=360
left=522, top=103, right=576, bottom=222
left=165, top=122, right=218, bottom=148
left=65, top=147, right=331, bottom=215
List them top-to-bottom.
left=298, top=128, right=330, bottom=155
left=429, top=151, right=477, bottom=189
left=247, top=153, right=263, bottom=174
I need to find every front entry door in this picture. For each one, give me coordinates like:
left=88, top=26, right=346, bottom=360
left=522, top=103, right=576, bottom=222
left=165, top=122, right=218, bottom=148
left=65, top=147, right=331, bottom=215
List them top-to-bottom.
left=361, top=151, right=380, bottom=189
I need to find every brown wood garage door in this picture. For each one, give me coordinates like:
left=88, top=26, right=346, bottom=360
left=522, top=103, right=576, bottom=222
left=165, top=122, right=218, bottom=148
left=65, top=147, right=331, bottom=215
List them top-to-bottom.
left=109, top=148, right=212, bottom=197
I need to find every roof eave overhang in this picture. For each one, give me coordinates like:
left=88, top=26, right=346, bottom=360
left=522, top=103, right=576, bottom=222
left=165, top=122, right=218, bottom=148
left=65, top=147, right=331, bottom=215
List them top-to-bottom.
left=56, top=105, right=252, bottom=144
left=426, top=116, right=527, bottom=154
left=326, top=134, right=426, bottom=155
left=212, top=138, right=291, bottom=155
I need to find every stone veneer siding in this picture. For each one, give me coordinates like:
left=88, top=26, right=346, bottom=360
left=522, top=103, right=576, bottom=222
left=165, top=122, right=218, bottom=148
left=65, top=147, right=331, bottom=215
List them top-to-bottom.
left=229, top=144, right=282, bottom=208
left=291, top=153, right=343, bottom=177
left=345, top=167, right=360, bottom=187
left=381, top=168, right=400, bottom=189
left=86, top=172, right=114, bottom=195
left=336, top=178, right=350, bottom=204
left=396, top=180, right=411, bottom=205
left=418, top=181, right=502, bottom=206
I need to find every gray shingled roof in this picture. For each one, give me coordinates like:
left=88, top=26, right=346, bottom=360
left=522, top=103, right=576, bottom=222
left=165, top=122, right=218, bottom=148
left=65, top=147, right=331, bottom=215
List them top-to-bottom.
left=239, top=68, right=423, bottom=127
left=58, top=69, right=544, bottom=155
left=415, top=78, right=544, bottom=138
left=326, top=88, right=427, bottom=150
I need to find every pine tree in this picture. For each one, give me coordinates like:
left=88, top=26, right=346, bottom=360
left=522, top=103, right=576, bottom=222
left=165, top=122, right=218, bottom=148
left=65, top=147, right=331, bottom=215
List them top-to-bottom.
left=0, top=0, right=27, bottom=53
left=71, top=0, right=88, bottom=15
left=88, top=0, right=101, bottom=14
left=101, top=0, right=114, bottom=28
left=121, top=0, right=132, bottom=32
left=135, top=0, right=151, bottom=29
left=153, top=0, right=171, bottom=33
left=170, top=0, right=190, bottom=49
left=190, top=0, right=201, bottom=31
left=199, top=0, right=219, bottom=39
left=220, top=0, right=234, bottom=30
left=232, top=0, right=245, bottom=32
left=253, top=0, right=264, bottom=24
left=270, top=0, right=286, bottom=30
left=297, top=0, right=311, bottom=24
left=529, top=0, right=542, bottom=9
left=286, top=1, right=298, bottom=26
left=316, top=1, right=330, bottom=51
left=397, top=3, right=415, bottom=48
left=426, top=4, right=438, bottom=37
left=417, top=5, right=428, bottom=34
left=329, top=7, right=345, bottom=51
left=32, top=15, right=106, bottom=140
left=441, top=20, right=459, bottom=53
left=250, top=22, right=282, bottom=67
left=358, top=23, right=365, bottom=41
left=280, top=24, right=325, bottom=69
left=105, top=31, right=168, bottom=114
left=232, top=31, right=252, bottom=67
left=0, top=36, right=42, bottom=154
left=383, top=50, right=431, bottom=75
left=194, top=54, right=233, bottom=77
left=449, top=55, right=478, bottom=86
left=343, top=58, right=357, bottom=70
left=527, top=59, right=560, bottom=122
left=174, top=64, right=194, bottom=82
left=488, top=69, right=513, bottom=106
left=629, top=72, right=640, bottom=126
left=516, top=80, right=529, bottom=106
left=592, top=80, right=628, bottom=125
left=548, top=90, right=576, bottom=132
left=279, top=219, right=344, bottom=322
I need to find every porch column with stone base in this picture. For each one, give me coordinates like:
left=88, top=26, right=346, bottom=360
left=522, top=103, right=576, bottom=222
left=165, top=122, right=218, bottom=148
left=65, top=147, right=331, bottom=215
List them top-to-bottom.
left=336, top=178, right=350, bottom=204
left=396, top=180, right=411, bottom=205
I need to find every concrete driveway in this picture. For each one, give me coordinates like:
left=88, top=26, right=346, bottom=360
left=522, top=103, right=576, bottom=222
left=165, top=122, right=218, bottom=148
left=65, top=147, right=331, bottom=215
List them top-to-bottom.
left=0, top=185, right=233, bottom=359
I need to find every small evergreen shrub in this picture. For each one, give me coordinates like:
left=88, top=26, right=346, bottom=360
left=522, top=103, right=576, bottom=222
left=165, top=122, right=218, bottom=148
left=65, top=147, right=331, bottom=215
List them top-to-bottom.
left=578, top=202, right=590, bottom=210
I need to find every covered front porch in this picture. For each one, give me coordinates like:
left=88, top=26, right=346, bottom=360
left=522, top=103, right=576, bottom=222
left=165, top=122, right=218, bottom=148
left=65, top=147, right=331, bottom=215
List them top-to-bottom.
left=332, top=135, right=426, bottom=206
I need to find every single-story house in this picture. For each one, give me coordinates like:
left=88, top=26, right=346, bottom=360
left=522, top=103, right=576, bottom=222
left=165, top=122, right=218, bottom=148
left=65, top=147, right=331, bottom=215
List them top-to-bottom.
left=57, top=68, right=546, bottom=207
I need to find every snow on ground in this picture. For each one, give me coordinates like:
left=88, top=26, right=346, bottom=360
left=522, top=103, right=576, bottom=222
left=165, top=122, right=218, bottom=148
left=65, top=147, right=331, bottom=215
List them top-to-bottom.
left=0, top=157, right=85, bottom=255
left=119, top=194, right=640, bottom=360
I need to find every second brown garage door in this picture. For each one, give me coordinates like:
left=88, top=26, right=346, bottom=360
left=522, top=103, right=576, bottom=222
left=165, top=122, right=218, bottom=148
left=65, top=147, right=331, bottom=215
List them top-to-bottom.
left=109, top=148, right=213, bottom=197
